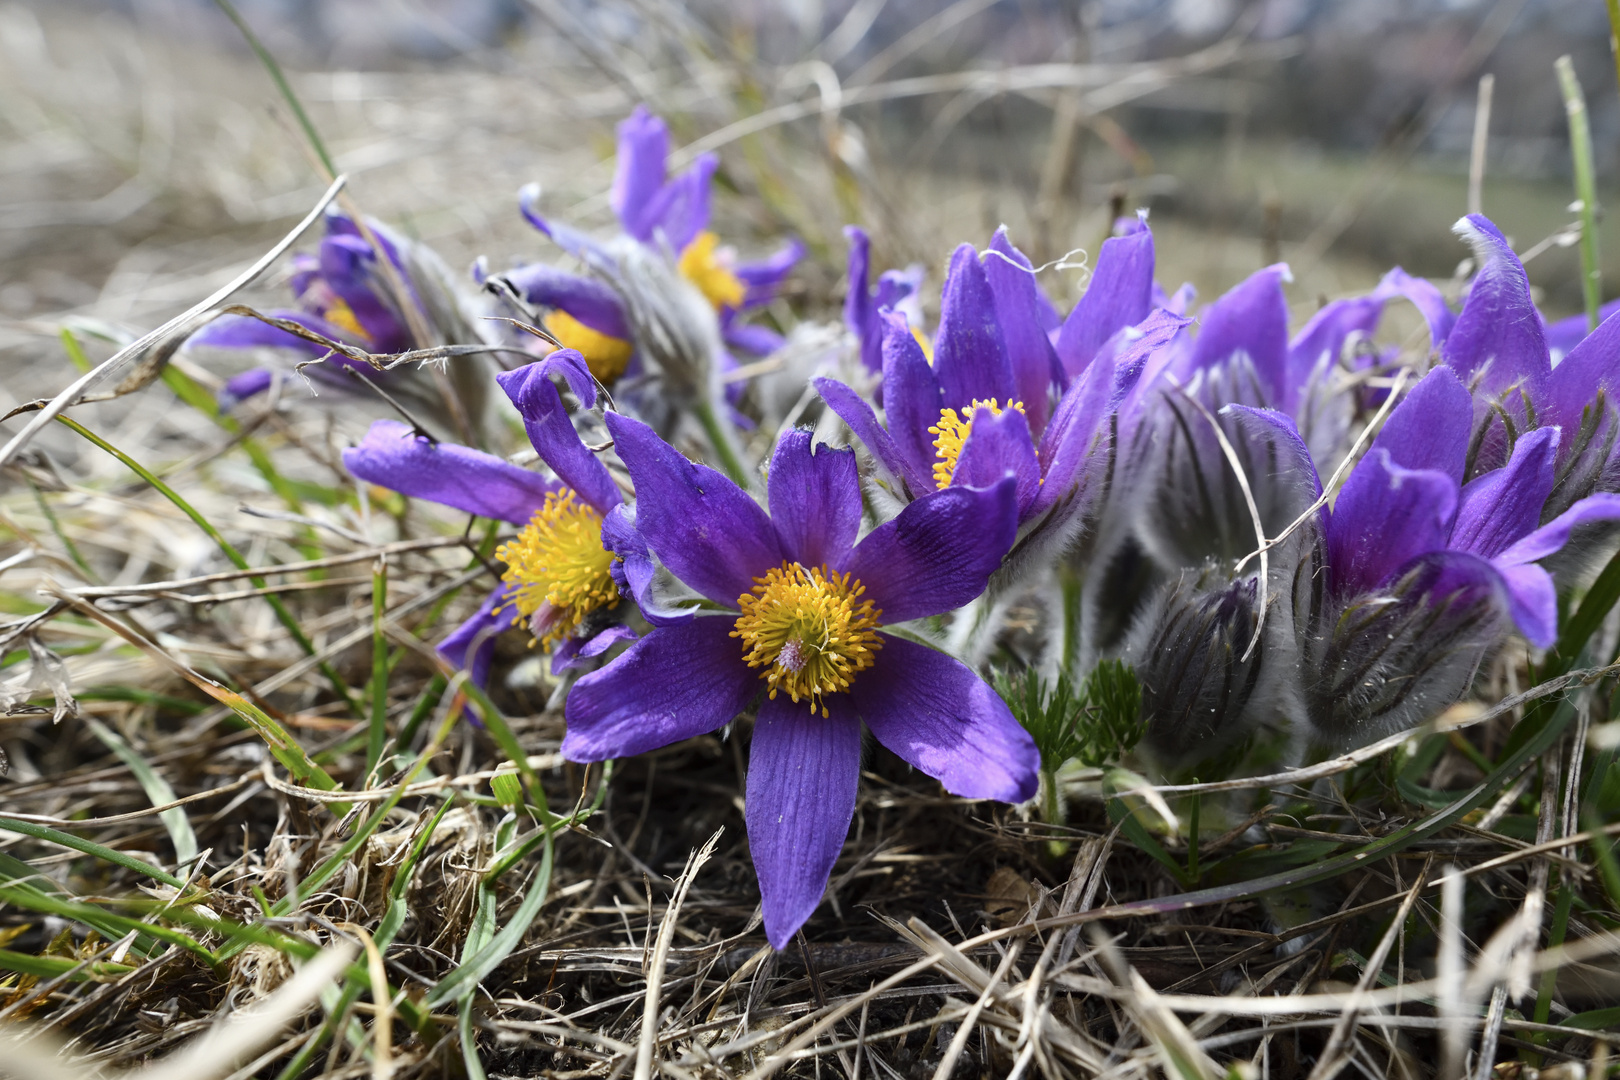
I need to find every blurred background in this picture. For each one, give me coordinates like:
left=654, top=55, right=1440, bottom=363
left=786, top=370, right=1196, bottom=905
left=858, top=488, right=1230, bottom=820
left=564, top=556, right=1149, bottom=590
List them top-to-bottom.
left=1, top=0, right=1616, bottom=403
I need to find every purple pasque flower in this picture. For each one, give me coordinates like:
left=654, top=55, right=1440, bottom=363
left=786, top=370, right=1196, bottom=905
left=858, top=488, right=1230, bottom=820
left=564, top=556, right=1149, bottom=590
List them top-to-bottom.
left=502, top=106, right=802, bottom=392
left=188, top=211, right=485, bottom=415
left=1437, top=215, right=1620, bottom=522
left=342, top=350, right=635, bottom=684
left=1302, top=364, right=1620, bottom=745
left=563, top=414, right=1037, bottom=947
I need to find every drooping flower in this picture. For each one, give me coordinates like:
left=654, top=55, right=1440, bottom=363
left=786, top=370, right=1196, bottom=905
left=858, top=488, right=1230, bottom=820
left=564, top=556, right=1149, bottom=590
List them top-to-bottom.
left=499, top=106, right=802, bottom=394
left=187, top=210, right=490, bottom=424
left=342, top=350, right=635, bottom=684
left=563, top=415, right=1037, bottom=947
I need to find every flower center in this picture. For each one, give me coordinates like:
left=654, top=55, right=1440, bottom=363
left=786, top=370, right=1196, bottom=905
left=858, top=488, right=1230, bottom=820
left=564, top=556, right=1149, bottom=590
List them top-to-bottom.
left=678, top=231, right=747, bottom=311
left=322, top=298, right=369, bottom=343
left=543, top=310, right=634, bottom=384
left=928, top=399, right=1025, bottom=490
left=496, top=490, right=620, bottom=651
left=732, top=562, right=883, bottom=717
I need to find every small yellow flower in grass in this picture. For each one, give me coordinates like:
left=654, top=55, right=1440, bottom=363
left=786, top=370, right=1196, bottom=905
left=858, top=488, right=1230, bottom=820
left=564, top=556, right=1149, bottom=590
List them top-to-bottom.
left=678, top=231, right=747, bottom=311
left=928, top=399, right=1026, bottom=490
left=497, top=490, right=620, bottom=651
left=732, top=562, right=883, bottom=718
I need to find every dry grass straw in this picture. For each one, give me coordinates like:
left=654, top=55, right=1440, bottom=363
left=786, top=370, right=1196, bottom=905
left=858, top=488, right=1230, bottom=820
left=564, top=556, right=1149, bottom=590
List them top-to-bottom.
left=1, top=3, right=1619, bottom=1078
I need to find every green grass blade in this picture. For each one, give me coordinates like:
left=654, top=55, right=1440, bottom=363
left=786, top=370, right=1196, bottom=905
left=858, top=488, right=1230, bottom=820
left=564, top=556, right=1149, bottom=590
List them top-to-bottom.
left=208, top=0, right=338, bottom=178
left=1556, top=55, right=1602, bottom=332
left=367, top=558, right=389, bottom=779
left=83, top=717, right=198, bottom=869
left=0, top=817, right=186, bottom=890
left=425, top=831, right=553, bottom=1008
left=0, top=948, right=134, bottom=982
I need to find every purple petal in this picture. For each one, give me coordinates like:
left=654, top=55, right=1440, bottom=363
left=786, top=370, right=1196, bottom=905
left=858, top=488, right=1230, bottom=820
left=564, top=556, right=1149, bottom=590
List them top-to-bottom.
left=612, top=106, right=670, bottom=242
left=652, top=153, right=717, bottom=253
left=519, top=183, right=606, bottom=260
left=1441, top=215, right=1550, bottom=397
left=1056, top=223, right=1155, bottom=377
left=844, top=226, right=881, bottom=374
left=985, top=229, right=1064, bottom=432
left=319, top=234, right=410, bottom=352
left=735, top=240, right=804, bottom=309
left=933, top=243, right=1015, bottom=408
left=1188, top=263, right=1290, bottom=405
left=504, top=264, right=631, bottom=340
left=1377, top=267, right=1457, bottom=350
left=1285, top=295, right=1384, bottom=410
left=1546, top=298, right=1620, bottom=362
left=1546, top=306, right=1620, bottom=436
left=187, top=309, right=347, bottom=356
left=1108, top=309, right=1197, bottom=448
left=881, top=310, right=948, bottom=492
left=723, top=321, right=786, bottom=357
left=498, top=361, right=623, bottom=515
left=1368, top=365, right=1473, bottom=481
left=219, top=368, right=278, bottom=409
left=814, top=376, right=919, bottom=492
left=951, top=405, right=1041, bottom=515
left=605, top=411, right=783, bottom=605
left=343, top=420, right=556, bottom=524
left=1451, top=427, right=1558, bottom=559
left=768, top=429, right=863, bottom=570
left=1328, top=450, right=1458, bottom=596
left=844, top=478, right=1017, bottom=623
left=1495, top=493, right=1620, bottom=566
left=601, top=503, right=693, bottom=627
left=1493, top=562, right=1558, bottom=649
left=438, top=583, right=520, bottom=689
left=563, top=617, right=755, bottom=761
left=551, top=624, right=639, bottom=674
left=853, top=635, right=1038, bottom=803
left=746, top=694, right=861, bottom=949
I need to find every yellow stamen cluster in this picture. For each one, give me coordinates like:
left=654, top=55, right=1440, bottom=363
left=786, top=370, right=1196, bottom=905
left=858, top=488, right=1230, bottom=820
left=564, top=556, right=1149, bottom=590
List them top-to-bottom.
left=678, top=231, right=747, bottom=311
left=322, top=298, right=368, bottom=343
left=544, top=310, right=635, bottom=385
left=928, top=399, right=1026, bottom=489
left=496, top=490, right=620, bottom=651
left=732, top=562, right=883, bottom=717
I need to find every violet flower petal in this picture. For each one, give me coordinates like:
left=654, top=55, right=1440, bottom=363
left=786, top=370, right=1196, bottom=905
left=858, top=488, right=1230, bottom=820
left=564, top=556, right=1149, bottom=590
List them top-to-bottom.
left=611, top=105, right=670, bottom=242
left=651, top=153, right=718, bottom=253
left=1441, top=215, right=1551, bottom=397
left=1056, top=223, right=1155, bottom=377
left=844, top=225, right=881, bottom=374
left=986, top=228, right=1064, bottom=431
left=319, top=234, right=411, bottom=352
left=735, top=239, right=804, bottom=309
left=933, top=243, right=1015, bottom=408
left=1187, top=263, right=1291, bottom=406
left=504, top=264, right=631, bottom=340
left=1378, top=267, right=1457, bottom=349
left=1286, top=295, right=1384, bottom=408
left=1546, top=298, right=1620, bottom=362
left=1546, top=306, right=1620, bottom=436
left=188, top=309, right=348, bottom=355
left=881, top=310, right=948, bottom=491
left=723, top=321, right=786, bottom=357
left=498, top=360, right=623, bottom=515
left=1367, top=365, right=1473, bottom=481
left=219, top=368, right=278, bottom=409
left=813, top=376, right=919, bottom=492
left=951, top=406, right=1041, bottom=516
left=605, top=412, right=783, bottom=605
left=343, top=420, right=557, bottom=525
left=1451, top=426, right=1558, bottom=559
left=768, top=429, right=863, bottom=570
left=1327, top=450, right=1458, bottom=597
left=844, top=477, right=1017, bottom=623
left=1495, top=493, right=1620, bottom=566
left=601, top=504, right=693, bottom=627
left=1492, top=561, right=1558, bottom=649
left=438, top=583, right=520, bottom=689
left=562, top=617, right=756, bottom=761
left=551, top=624, right=639, bottom=674
left=854, top=635, right=1038, bottom=803
left=746, top=694, right=861, bottom=949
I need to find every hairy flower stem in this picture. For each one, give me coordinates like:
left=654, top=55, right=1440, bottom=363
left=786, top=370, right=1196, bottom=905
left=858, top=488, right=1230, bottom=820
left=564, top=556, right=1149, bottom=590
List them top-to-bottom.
left=1556, top=55, right=1601, bottom=332
left=694, top=396, right=752, bottom=489
left=1039, top=770, right=1068, bottom=858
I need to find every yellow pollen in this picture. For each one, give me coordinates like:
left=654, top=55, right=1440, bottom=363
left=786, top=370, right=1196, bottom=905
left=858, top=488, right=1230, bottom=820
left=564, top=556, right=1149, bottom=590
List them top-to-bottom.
left=678, top=231, right=747, bottom=311
left=322, top=298, right=368, bottom=343
left=543, top=310, right=634, bottom=385
left=910, top=324, right=934, bottom=363
left=928, top=399, right=1026, bottom=489
left=496, top=490, right=620, bottom=651
left=731, top=562, right=883, bottom=718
